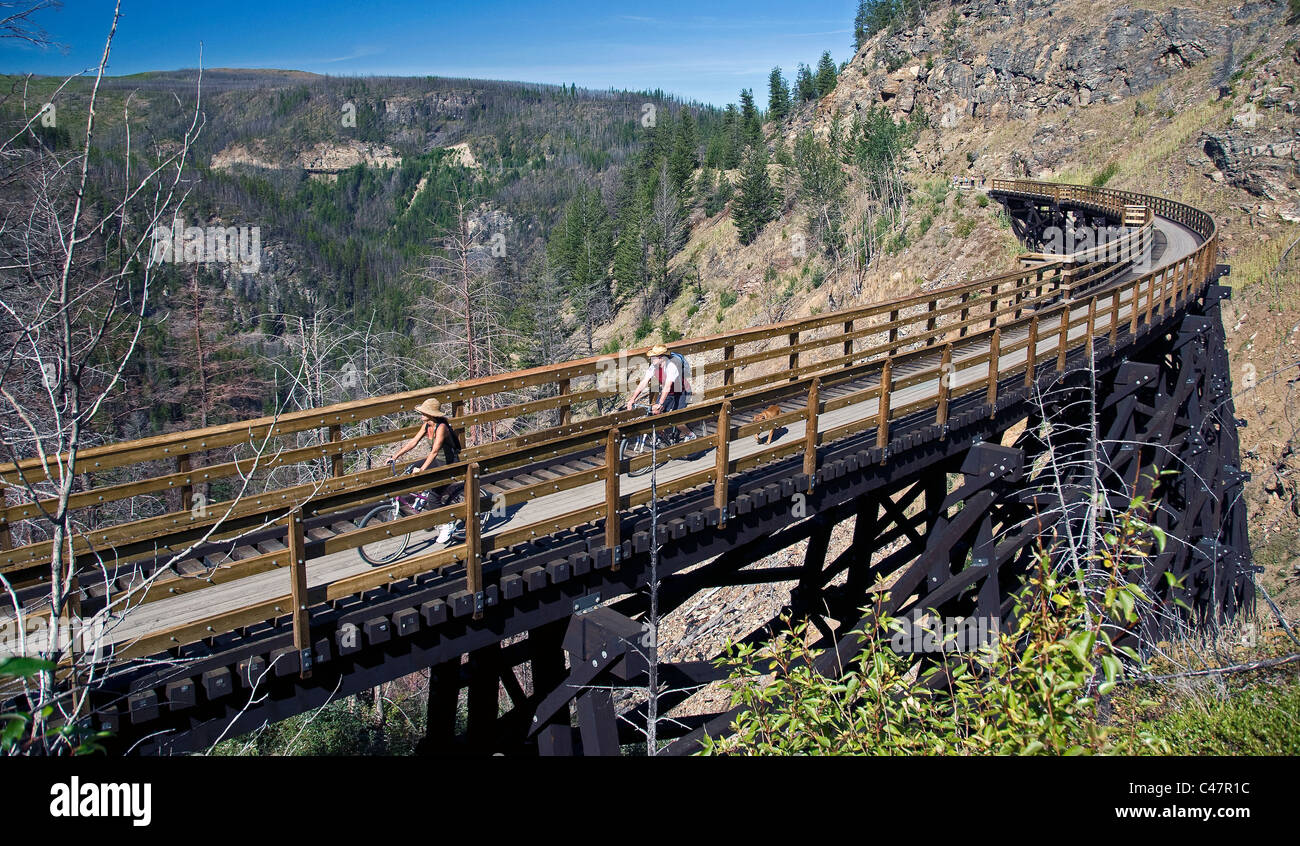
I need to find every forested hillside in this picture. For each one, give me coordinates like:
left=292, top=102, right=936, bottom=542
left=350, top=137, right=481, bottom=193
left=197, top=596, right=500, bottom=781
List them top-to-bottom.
left=1, top=58, right=865, bottom=442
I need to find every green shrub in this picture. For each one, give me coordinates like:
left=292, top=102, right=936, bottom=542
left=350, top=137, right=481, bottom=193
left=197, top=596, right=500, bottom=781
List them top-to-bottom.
left=1091, top=162, right=1119, bottom=187
left=976, top=193, right=989, bottom=208
left=719, top=290, right=738, bottom=310
left=633, top=317, right=654, bottom=343
left=701, top=500, right=1171, bottom=756
left=0, top=657, right=109, bottom=754
left=212, top=697, right=427, bottom=756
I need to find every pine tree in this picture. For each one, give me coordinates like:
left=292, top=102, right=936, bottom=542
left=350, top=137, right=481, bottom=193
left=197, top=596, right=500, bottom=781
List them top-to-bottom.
left=854, top=0, right=870, bottom=52
left=865, top=0, right=901, bottom=36
left=816, top=51, right=839, bottom=98
left=795, top=63, right=818, bottom=102
left=767, top=67, right=791, bottom=123
left=739, top=88, right=762, bottom=147
left=721, top=104, right=742, bottom=170
left=641, top=106, right=675, bottom=179
left=668, top=109, right=699, bottom=200
left=793, top=129, right=848, bottom=257
left=733, top=144, right=778, bottom=246
left=646, top=160, right=685, bottom=315
left=612, top=167, right=650, bottom=302
left=703, top=168, right=731, bottom=218
left=548, top=186, right=614, bottom=352
left=612, top=212, right=647, bottom=303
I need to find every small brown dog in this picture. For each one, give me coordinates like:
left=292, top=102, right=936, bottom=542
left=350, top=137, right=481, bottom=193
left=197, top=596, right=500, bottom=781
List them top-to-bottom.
left=753, top=405, right=782, bottom=444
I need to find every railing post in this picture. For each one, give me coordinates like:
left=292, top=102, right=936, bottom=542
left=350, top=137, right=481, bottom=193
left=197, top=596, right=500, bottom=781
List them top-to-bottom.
left=1144, top=276, right=1156, bottom=326
left=1129, top=279, right=1141, bottom=336
left=988, top=283, right=999, bottom=329
left=1109, top=289, right=1121, bottom=347
left=958, top=292, right=970, bottom=336
left=1086, top=297, right=1097, bottom=357
left=926, top=300, right=938, bottom=344
left=1056, top=308, right=1069, bottom=372
left=887, top=309, right=900, bottom=355
left=1025, top=316, right=1039, bottom=387
left=843, top=319, right=854, bottom=366
left=986, top=328, right=1001, bottom=415
left=788, top=331, right=800, bottom=378
left=722, top=344, right=735, bottom=389
left=937, top=344, right=953, bottom=435
left=876, top=361, right=892, bottom=459
left=559, top=378, right=573, bottom=427
left=804, top=379, right=820, bottom=485
left=452, top=400, right=468, bottom=448
left=714, top=402, right=730, bottom=521
left=328, top=425, right=343, bottom=477
left=605, top=428, right=621, bottom=566
left=177, top=454, right=192, bottom=513
left=465, top=462, right=484, bottom=619
left=0, top=488, right=11, bottom=550
left=286, top=507, right=312, bottom=680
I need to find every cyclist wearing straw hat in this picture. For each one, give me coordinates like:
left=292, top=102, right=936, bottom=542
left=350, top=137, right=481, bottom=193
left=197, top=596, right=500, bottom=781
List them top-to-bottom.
left=627, top=343, right=696, bottom=442
left=389, top=397, right=463, bottom=543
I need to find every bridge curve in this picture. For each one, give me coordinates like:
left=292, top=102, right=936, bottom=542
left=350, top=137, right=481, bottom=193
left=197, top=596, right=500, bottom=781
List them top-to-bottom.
left=0, top=180, right=1248, bottom=755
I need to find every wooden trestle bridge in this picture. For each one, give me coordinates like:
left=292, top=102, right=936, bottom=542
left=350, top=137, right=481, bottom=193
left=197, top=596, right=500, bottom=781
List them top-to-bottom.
left=0, top=179, right=1251, bottom=754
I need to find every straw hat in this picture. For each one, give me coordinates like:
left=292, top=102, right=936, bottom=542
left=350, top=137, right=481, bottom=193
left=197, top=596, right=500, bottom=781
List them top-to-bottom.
left=648, top=344, right=669, bottom=358
left=415, top=398, right=444, bottom=419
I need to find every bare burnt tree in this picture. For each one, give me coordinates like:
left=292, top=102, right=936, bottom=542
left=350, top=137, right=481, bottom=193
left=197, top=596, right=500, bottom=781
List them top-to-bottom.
left=0, top=5, right=307, bottom=753
left=411, top=189, right=519, bottom=444
left=259, top=306, right=413, bottom=486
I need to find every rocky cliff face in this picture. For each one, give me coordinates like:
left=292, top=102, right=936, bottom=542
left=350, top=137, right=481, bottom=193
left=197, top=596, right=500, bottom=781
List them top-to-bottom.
left=831, top=0, right=1275, bottom=125
left=1201, top=67, right=1300, bottom=219
left=298, top=139, right=402, bottom=172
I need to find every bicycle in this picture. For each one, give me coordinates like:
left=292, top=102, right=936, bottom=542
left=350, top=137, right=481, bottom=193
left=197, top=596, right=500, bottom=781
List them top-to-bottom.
left=619, top=396, right=698, bottom=478
left=358, top=462, right=500, bottom=565
left=357, top=463, right=436, bottom=566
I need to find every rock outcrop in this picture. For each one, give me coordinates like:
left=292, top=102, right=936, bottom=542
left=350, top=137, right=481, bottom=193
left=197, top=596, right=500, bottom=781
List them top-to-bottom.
left=828, top=0, right=1278, bottom=124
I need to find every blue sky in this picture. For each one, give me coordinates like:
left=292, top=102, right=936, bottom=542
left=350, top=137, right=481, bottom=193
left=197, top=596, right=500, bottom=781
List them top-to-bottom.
left=0, top=0, right=857, bottom=106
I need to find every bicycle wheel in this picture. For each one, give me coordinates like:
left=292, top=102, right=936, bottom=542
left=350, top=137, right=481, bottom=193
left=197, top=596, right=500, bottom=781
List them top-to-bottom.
left=622, top=434, right=655, bottom=478
left=357, top=502, right=411, bottom=566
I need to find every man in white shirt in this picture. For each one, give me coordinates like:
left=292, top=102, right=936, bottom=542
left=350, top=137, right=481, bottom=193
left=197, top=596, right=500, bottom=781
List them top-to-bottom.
left=626, top=344, right=696, bottom=442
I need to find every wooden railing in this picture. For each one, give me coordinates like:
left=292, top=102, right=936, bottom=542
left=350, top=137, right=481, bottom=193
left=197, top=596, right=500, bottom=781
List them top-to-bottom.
left=992, top=178, right=1156, bottom=266
left=4, top=180, right=1220, bottom=665
left=1, top=262, right=1088, bottom=570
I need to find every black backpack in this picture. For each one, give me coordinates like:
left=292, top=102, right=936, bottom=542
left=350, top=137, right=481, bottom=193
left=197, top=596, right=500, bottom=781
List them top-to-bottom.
left=435, top=419, right=462, bottom=464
